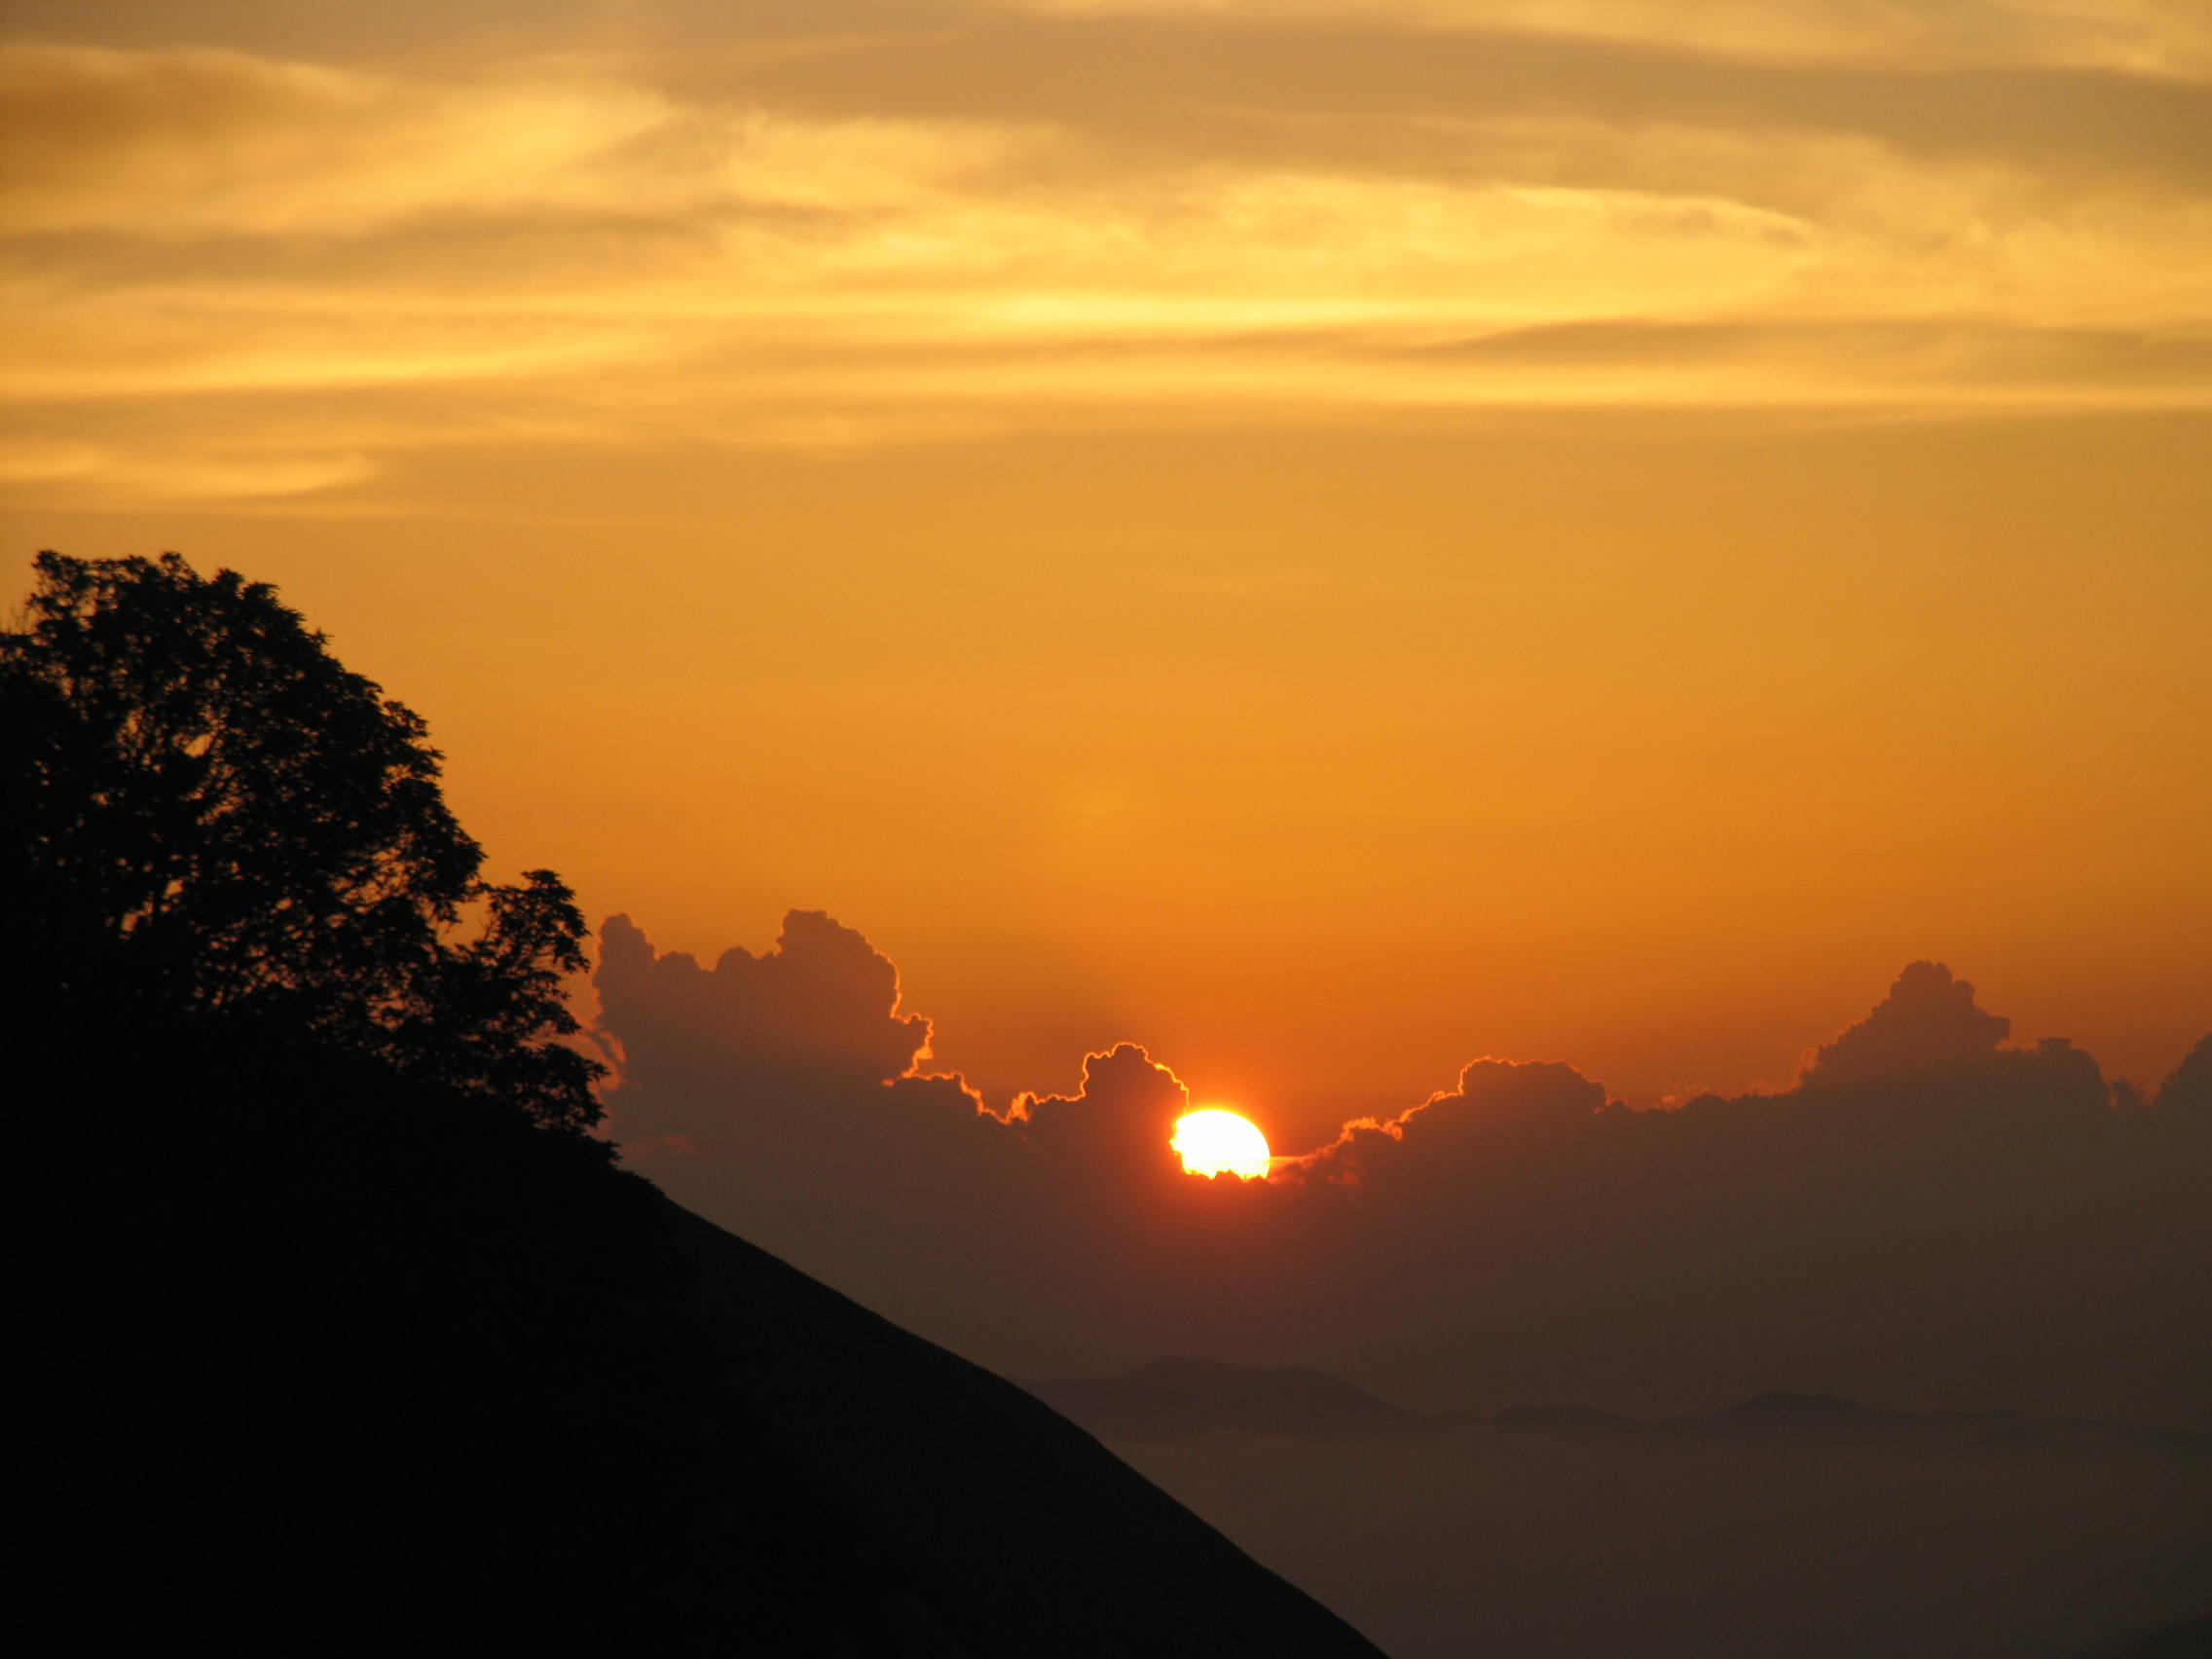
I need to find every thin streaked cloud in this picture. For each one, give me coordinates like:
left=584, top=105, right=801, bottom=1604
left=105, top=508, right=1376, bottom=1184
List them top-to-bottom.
left=3, top=6, right=2209, bottom=505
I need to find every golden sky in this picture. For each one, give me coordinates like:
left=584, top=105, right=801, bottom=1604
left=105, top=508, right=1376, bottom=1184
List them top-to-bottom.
left=6, top=0, right=2209, bottom=1142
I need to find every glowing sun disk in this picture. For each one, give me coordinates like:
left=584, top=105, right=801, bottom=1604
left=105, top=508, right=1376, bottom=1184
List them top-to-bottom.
left=1173, top=1108, right=1272, bottom=1180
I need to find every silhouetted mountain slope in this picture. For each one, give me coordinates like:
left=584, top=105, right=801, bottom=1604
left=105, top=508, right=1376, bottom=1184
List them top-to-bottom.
left=11, top=1024, right=1383, bottom=1656
left=665, top=1214, right=1389, bottom=1654
left=1025, top=1357, right=1473, bottom=1443
left=1490, top=1389, right=2211, bottom=1456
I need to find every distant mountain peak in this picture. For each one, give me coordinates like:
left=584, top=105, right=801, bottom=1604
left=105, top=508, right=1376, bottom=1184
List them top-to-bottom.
left=1023, top=1356, right=1473, bottom=1444
left=1721, top=1389, right=1884, bottom=1425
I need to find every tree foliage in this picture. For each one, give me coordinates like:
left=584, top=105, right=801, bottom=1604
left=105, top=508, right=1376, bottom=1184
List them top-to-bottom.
left=2, top=550, right=604, bottom=1132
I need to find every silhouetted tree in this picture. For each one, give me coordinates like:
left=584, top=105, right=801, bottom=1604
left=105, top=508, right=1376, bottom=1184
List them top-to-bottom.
left=2, top=550, right=604, bottom=1132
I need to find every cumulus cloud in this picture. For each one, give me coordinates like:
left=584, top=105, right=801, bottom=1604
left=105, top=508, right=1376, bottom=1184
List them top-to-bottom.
left=600, top=909, right=937, bottom=1099
left=593, top=911, right=1039, bottom=1326
left=594, top=915, right=2212, bottom=1424
left=1803, top=958, right=2031, bottom=1085
left=2157, top=1031, right=2212, bottom=1115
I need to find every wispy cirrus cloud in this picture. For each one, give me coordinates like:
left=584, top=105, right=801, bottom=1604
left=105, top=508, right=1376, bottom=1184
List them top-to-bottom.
left=989, top=0, right=2212, bottom=78
left=4, top=7, right=2211, bottom=504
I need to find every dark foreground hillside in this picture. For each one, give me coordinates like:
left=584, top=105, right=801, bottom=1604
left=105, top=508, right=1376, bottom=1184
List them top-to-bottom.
left=11, top=1026, right=1382, bottom=1656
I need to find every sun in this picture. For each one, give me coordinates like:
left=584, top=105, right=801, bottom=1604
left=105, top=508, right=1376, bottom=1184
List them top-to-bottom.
left=1172, top=1108, right=1272, bottom=1180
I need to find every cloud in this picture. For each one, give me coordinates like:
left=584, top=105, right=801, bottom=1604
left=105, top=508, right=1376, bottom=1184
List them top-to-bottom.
left=984, top=0, right=2212, bottom=79
left=720, top=10, right=2212, bottom=188
left=7, top=15, right=2212, bottom=494
left=0, top=40, right=1036, bottom=242
left=0, top=45, right=672, bottom=238
left=0, top=442, right=377, bottom=504
left=599, top=909, right=936, bottom=1098
left=593, top=915, right=2212, bottom=1425
left=1802, top=957, right=2019, bottom=1086
left=2157, top=1031, right=2212, bottom=1115
left=1013, top=1042, right=1195, bottom=1171
left=1287, top=1057, right=1617, bottom=1190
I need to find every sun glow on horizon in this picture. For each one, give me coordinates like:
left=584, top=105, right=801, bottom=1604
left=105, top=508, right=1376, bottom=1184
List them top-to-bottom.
left=1172, top=1108, right=1272, bottom=1179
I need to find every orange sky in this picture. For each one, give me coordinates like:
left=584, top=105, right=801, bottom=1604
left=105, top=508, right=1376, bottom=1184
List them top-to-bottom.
left=6, top=1, right=2208, bottom=1150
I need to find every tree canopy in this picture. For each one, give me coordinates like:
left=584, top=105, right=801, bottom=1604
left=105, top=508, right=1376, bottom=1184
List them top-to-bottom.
left=3, top=550, right=604, bottom=1133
